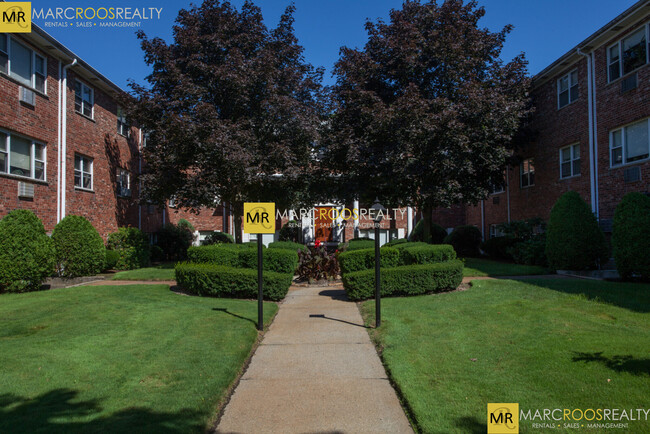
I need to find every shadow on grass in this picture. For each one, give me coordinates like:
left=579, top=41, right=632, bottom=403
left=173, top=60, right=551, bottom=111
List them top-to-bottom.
left=151, top=263, right=176, bottom=270
left=509, top=278, right=650, bottom=313
left=212, top=307, right=256, bottom=325
left=572, top=352, right=650, bottom=377
left=0, top=389, right=202, bottom=433
left=453, top=416, right=487, bottom=434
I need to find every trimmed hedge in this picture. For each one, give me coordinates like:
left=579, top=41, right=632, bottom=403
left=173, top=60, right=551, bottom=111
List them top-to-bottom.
left=545, top=191, right=608, bottom=270
left=612, top=192, right=650, bottom=281
left=0, top=209, right=55, bottom=293
left=52, top=215, right=106, bottom=278
left=444, top=225, right=482, bottom=257
left=202, top=231, right=235, bottom=245
left=481, top=236, right=520, bottom=260
left=384, top=238, right=408, bottom=247
left=346, top=239, right=376, bottom=251
left=269, top=241, right=308, bottom=253
left=187, top=244, right=298, bottom=274
left=399, top=244, right=457, bottom=266
left=187, top=245, right=240, bottom=266
left=338, top=247, right=400, bottom=274
left=342, top=260, right=464, bottom=301
left=175, top=263, right=292, bottom=301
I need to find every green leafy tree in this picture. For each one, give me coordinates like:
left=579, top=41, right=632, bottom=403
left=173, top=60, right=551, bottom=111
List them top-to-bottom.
left=322, top=0, right=531, bottom=240
left=612, top=192, right=650, bottom=281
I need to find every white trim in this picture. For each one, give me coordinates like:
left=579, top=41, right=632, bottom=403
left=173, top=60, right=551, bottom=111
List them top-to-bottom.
left=606, top=23, right=649, bottom=83
left=2, top=35, right=48, bottom=94
left=557, top=68, right=579, bottom=109
left=74, top=79, right=94, bottom=119
left=0, top=128, right=47, bottom=181
left=559, top=143, right=581, bottom=179
left=74, top=153, right=93, bottom=191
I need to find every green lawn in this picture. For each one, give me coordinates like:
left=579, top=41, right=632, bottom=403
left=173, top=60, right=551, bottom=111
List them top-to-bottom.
left=463, top=257, right=548, bottom=277
left=111, top=263, right=176, bottom=280
left=361, top=278, right=650, bottom=433
left=0, top=285, right=277, bottom=433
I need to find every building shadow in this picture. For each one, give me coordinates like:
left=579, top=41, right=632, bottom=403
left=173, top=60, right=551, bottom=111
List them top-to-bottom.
left=507, top=277, right=650, bottom=313
left=572, top=351, right=650, bottom=376
left=0, top=389, right=202, bottom=433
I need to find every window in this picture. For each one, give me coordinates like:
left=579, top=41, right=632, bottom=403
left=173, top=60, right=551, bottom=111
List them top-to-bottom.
left=608, top=27, right=648, bottom=82
left=1, top=36, right=47, bottom=93
left=557, top=70, right=579, bottom=108
left=74, top=80, right=93, bottom=118
left=117, top=107, right=129, bottom=136
left=611, top=119, right=650, bottom=167
left=0, top=130, right=45, bottom=180
left=560, top=144, right=581, bottom=178
left=74, top=154, right=93, bottom=190
left=520, top=159, right=535, bottom=188
left=116, top=168, right=131, bottom=197
left=490, top=171, right=506, bottom=194
left=168, top=197, right=177, bottom=208
left=489, top=224, right=504, bottom=239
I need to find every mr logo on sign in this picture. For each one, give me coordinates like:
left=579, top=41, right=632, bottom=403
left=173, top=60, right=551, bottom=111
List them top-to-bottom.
left=0, top=2, right=31, bottom=33
left=243, top=203, right=276, bottom=234
left=488, top=403, right=519, bottom=434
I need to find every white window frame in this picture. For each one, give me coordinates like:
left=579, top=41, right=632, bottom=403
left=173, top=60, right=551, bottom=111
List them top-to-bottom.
left=607, top=24, right=649, bottom=83
left=0, top=34, right=8, bottom=75
left=1, top=35, right=47, bottom=93
left=557, top=69, right=579, bottom=109
left=74, top=80, right=94, bottom=119
left=117, top=106, right=130, bottom=137
left=610, top=118, right=650, bottom=167
left=0, top=129, right=46, bottom=181
left=559, top=144, right=581, bottom=179
left=74, top=154, right=93, bottom=191
left=520, top=159, right=535, bottom=188
left=116, top=168, right=131, bottom=197
left=489, top=224, right=505, bottom=239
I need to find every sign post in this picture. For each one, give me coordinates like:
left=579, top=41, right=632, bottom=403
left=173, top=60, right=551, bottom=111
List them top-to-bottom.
left=243, top=202, right=276, bottom=331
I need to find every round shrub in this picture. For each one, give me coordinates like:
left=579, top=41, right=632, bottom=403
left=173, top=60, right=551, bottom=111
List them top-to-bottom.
left=545, top=191, right=608, bottom=270
left=612, top=192, right=650, bottom=281
left=0, top=209, right=55, bottom=292
left=52, top=215, right=106, bottom=278
left=410, top=219, right=448, bottom=244
left=279, top=220, right=301, bottom=242
left=443, top=225, right=482, bottom=257
left=107, top=227, right=150, bottom=270
left=203, top=231, right=235, bottom=245
left=481, top=236, right=520, bottom=260
left=105, top=250, right=120, bottom=270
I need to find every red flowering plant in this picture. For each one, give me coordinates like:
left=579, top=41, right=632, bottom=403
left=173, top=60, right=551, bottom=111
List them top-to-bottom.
left=297, top=240, right=340, bottom=283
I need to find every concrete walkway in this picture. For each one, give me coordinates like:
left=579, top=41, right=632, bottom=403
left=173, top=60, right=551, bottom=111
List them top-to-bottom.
left=215, top=283, right=413, bottom=434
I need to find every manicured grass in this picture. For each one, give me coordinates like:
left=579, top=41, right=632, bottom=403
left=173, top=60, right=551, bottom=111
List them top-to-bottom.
left=463, top=257, right=548, bottom=277
left=111, top=263, right=176, bottom=280
left=361, top=278, right=650, bottom=433
left=0, top=285, right=277, bottom=433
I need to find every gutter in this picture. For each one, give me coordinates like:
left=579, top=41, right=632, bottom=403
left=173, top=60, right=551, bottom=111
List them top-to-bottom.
left=576, top=48, right=599, bottom=217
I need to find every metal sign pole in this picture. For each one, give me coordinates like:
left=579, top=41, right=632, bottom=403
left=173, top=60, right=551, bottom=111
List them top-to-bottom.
left=374, top=222, right=381, bottom=328
left=257, top=234, right=263, bottom=331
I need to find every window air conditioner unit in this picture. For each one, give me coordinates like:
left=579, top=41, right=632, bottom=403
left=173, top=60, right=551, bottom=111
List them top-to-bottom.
left=19, top=86, right=35, bottom=106
left=18, top=181, right=35, bottom=198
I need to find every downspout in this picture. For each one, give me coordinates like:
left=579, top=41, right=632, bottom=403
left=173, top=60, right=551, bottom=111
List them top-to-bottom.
left=576, top=48, right=597, bottom=216
left=591, top=52, right=600, bottom=219
left=61, top=58, right=78, bottom=220
left=56, top=61, right=62, bottom=222
left=138, top=129, right=142, bottom=230
left=506, top=167, right=511, bottom=223
left=353, top=199, right=360, bottom=238
left=480, top=199, right=485, bottom=241
left=407, top=206, right=413, bottom=239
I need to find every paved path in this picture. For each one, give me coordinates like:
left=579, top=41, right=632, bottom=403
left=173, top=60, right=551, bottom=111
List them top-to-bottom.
left=215, top=283, right=413, bottom=434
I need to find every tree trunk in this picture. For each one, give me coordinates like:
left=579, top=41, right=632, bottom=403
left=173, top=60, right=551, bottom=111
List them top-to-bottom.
left=233, top=203, right=243, bottom=244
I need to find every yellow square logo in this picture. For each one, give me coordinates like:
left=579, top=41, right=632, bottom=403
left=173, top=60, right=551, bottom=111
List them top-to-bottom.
left=0, top=2, right=31, bottom=33
left=243, top=202, right=276, bottom=234
left=488, top=403, right=519, bottom=433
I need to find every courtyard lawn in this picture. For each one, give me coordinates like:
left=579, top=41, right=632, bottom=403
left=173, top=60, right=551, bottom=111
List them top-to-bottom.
left=463, top=257, right=548, bottom=277
left=111, top=263, right=176, bottom=281
left=361, top=278, right=650, bottom=433
left=0, top=284, right=277, bottom=433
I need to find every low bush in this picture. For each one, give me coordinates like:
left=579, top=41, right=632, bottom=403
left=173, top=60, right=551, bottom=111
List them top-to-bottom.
left=545, top=191, right=608, bottom=270
left=612, top=192, right=650, bottom=281
left=0, top=209, right=55, bottom=292
left=51, top=215, right=106, bottom=278
left=410, top=219, right=448, bottom=244
left=279, top=220, right=301, bottom=242
left=155, top=223, right=193, bottom=260
left=444, top=225, right=482, bottom=257
left=106, top=227, right=150, bottom=270
left=202, top=231, right=235, bottom=245
left=481, top=236, right=520, bottom=260
left=508, top=236, right=547, bottom=266
left=384, top=238, right=408, bottom=247
left=345, top=239, right=376, bottom=251
left=269, top=241, right=307, bottom=253
left=389, top=241, right=429, bottom=251
left=399, top=244, right=457, bottom=266
left=187, top=245, right=240, bottom=266
left=297, top=245, right=340, bottom=282
left=338, top=247, right=400, bottom=275
left=238, top=248, right=299, bottom=274
left=105, top=250, right=120, bottom=270
left=342, top=260, right=464, bottom=301
left=175, top=263, right=292, bottom=301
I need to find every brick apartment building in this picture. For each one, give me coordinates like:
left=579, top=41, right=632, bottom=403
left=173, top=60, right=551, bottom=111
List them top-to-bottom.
left=433, top=0, right=650, bottom=240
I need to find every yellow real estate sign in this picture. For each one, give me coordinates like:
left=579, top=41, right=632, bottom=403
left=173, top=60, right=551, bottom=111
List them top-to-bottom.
left=0, top=2, right=31, bottom=32
left=243, top=202, right=276, bottom=234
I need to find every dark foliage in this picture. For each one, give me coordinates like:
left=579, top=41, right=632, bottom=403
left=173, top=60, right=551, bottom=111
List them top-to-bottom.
left=545, top=191, right=608, bottom=270
left=612, top=192, right=650, bottom=281
left=0, top=210, right=55, bottom=292
left=52, top=215, right=106, bottom=278
left=497, top=218, right=545, bottom=241
left=279, top=220, right=302, bottom=242
left=410, top=220, right=448, bottom=244
left=155, top=223, right=194, bottom=261
left=444, top=225, right=482, bottom=257
left=202, top=231, right=235, bottom=245
left=481, top=236, right=520, bottom=260
left=508, top=236, right=547, bottom=266
left=297, top=245, right=340, bottom=282
left=104, top=250, right=120, bottom=271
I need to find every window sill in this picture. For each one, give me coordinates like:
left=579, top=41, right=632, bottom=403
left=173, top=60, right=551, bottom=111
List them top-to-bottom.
left=607, top=65, right=646, bottom=86
left=0, top=72, right=49, bottom=99
left=557, top=99, right=579, bottom=111
left=75, top=111, right=95, bottom=122
left=610, top=157, right=650, bottom=169
left=0, top=172, right=48, bottom=184
left=559, top=174, right=581, bottom=181
left=520, top=185, right=535, bottom=189
left=74, top=186, right=94, bottom=193
left=489, top=191, right=505, bottom=196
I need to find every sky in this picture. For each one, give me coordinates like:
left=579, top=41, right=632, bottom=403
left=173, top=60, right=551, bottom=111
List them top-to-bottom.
left=31, top=0, right=641, bottom=91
